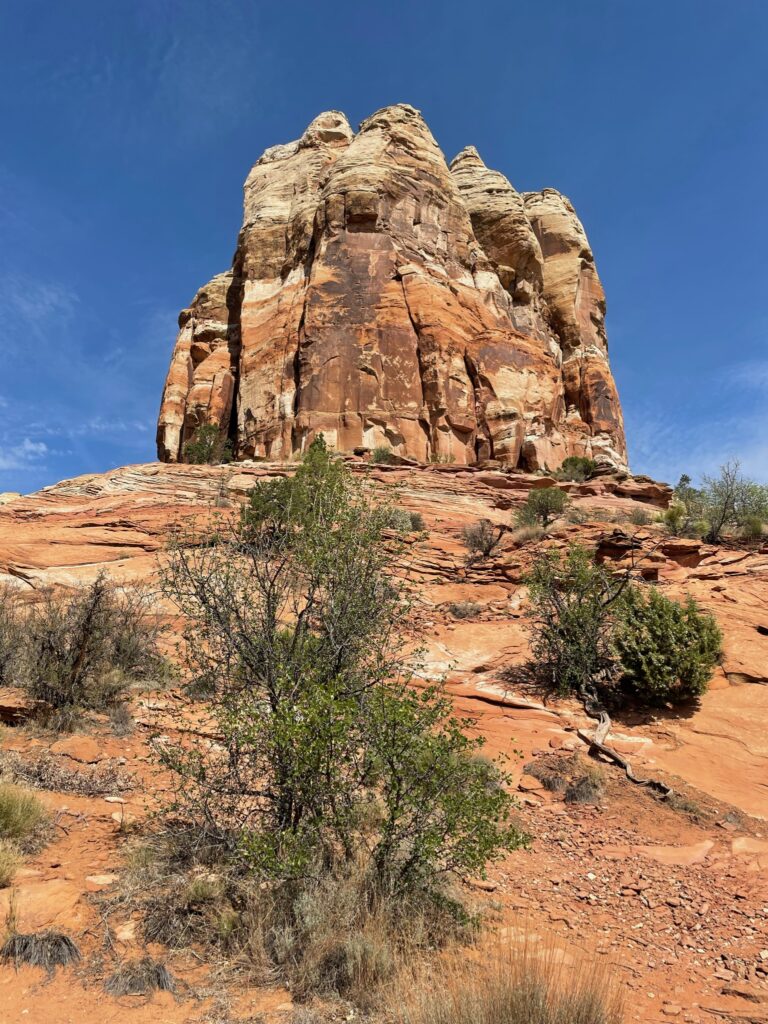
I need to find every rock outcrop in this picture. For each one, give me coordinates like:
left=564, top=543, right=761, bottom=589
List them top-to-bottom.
left=157, top=105, right=627, bottom=471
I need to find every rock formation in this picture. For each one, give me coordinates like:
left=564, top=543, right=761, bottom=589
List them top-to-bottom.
left=157, top=105, right=627, bottom=471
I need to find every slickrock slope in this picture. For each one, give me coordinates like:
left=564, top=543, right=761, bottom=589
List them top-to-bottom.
left=157, top=105, right=627, bottom=471
left=2, top=462, right=768, bottom=1022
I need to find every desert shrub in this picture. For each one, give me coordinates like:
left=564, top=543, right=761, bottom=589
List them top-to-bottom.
left=183, top=423, right=232, bottom=465
left=160, top=437, right=523, bottom=895
left=371, top=446, right=396, bottom=465
left=557, top=456, right=598, bottom=482
left=674, top=463, right=768, bottom=543
left=516, top=487, right=568, bottom=528
left=661, top=501, right=687, bottom=536
left=628, top=507, right=652, bottom=527
left=409, top=511, right=426, bottom=532
left=740, top=515, right=765, bottom=543
left=460, top=520, right=503, bottom=562
left=509, top=524, right=545, bottom=545
left=525, top=545, right=628, bottom=697
left=16, top=575, right=165, bottom=723
left=0, top=584, right=24, bottom=686
left=614, top=587, right=722, bottom=704
left=447, top=601, right=482, bottom=620
left=564, top=767, right=604, bottom=805
left=0, top=784, right=48, bottom=843
left=0, top=840, right=21, bottom=888
left=0, top=931, right=80, bottom=975
left=401, top=938, right=622, bottom=1024
left=104, top=956, right=175, bottom=996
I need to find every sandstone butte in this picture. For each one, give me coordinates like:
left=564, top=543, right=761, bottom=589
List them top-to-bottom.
left=157, top=104, right=627, bottom=472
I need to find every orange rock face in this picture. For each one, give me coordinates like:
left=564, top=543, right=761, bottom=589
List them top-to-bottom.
left=157, top=105, right=627, bottom=471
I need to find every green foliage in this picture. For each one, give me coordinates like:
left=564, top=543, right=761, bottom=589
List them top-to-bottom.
left=183, top=423, right=233, bottom=465
left=161, top=437, right=523, bottom=893
left=371, top=446, right=396, bottom=465
left=557, top=456, right=598, bottom=482
left=672, top=464, right=768, bottom=543
left=515, top=487, right=568, bottom=528
left=628, top=507, right=652, bottom=527
left=741, top=515, right=765, bottom=543
left=460, top=520, right=503, bottom=563
left=525, top=544, right=722, bottom=706
left=525, top=545, right=626, bottom=697
left=13, top=575, right=165, bottom=722
left=0, top=585, right=23, bottom=687
left=614, top=587, right=722, bottom=705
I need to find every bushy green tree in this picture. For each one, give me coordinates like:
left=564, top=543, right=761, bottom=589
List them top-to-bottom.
left=183, top=423, right=233, bottom=465
left=161, top=438, right=523, bottom=889
left=557, top=456, right=598, bottom=482
left=699, top=460, right=768, bottom=543
left=516, top=487, right=568, bottom=528
left=525, top=545, right=627, bottom=697
left=615, top=587, right=722, bottom=704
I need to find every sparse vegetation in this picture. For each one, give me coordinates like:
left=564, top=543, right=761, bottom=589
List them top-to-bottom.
left=183, top=422, right=233, bottom=465
left=148, top=437, right=524, bottom=1001
left=371, top=445, right=397, bottom=464
left=557, top=455, right=598, bottom=482
left=669, top=464, right=768, bottom=543
left=515, top=487, right=568, bottom=528
left=628, top=507, right=652, bottom=527
left=460, top=520, right=503, bottom=562
left=509, top=524, right=545, bottom=546
left=3, top=574, right=165, bottom=729
left=0, top=584, right=23, bottom=687
left=614, top=586, right=722, bottom=705
left=447, top=601, right=483, bottom=620
left=1, top=750, right=133, bottom=796
left=564, top=766, right=604, bottom=805
left=0, top=784, right=48, bottom=845
left=0, top=840, right=21, bottom=888
left=0, top=931, right=81, bottom=975
left=400, top=939, right=622, bottom=1024
left=104, top=956, right=175, bottom=996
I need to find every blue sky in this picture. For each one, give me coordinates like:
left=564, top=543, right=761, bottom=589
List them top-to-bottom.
left=1, top=0, right=767, bottom=492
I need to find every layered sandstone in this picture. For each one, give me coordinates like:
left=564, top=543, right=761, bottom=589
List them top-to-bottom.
left=157, top=105, right=627, bottom=471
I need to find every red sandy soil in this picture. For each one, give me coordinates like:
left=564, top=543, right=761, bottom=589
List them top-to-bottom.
left=1, top=461, right=767, bottom=1022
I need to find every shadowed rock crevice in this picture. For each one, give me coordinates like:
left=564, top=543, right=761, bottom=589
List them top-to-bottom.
left=157, top=104, right=628, bottom=471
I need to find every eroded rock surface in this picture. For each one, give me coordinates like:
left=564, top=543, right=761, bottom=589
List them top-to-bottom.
left=157, top=105, right=627, bottom=471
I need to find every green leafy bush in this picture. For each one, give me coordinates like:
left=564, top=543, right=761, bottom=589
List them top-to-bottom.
left=183, top=423, right=233, bottom=465
left=160, top=437, right=524, bottom=893
left=371, top=446, right=396, bottom=465
left=557, top=455, right=598, bottom=482
left=515, top=487, right=568, bottom=528
left=740, top=515, right=765, bottom=543
left=525, top=545, right=626, bottom=697
left=615, top=587, right=722, bottom=704
left=0, top=784, right=47, bottom=843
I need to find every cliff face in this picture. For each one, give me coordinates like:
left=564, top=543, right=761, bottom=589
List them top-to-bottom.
left=157, top=105, right=627, bottom=471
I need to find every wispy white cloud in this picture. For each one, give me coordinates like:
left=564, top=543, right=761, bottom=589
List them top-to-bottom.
left=0, top=274, right=79, bottom=345
left=0, top=438, right=48, bottom=472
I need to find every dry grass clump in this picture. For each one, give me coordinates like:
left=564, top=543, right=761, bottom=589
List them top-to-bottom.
left=510, top=524, right=545, bottom=545
left=447, top=601, right=483, bottom=620
left=2, top=749, right=133, bottom=796
left=524, top=754, right=605, bottom=807
left=564, top=766, right=604, bottom=806
left=0, top=783, right=48, bottom=846
left=108, top=833, right=468, bottom=1008
left=0, top=839, right=22, bottom=887
left=0, top=930, right=81, bottom=975
left=400, top=936, right=622, bottom=1024
left=103, top=955, right=175, bottom=996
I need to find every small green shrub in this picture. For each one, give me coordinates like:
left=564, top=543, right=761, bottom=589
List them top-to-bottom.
left=183, top=423, right=233, bottom=465
left=371, top=446, right=396, bottom=465
left=557, top=456, right=598, bottom=482
left=516, top=487, right=568, bottom=528
left=628, top=507, right=652, bottom=527
left=409, top=511, right=426, bottom=532
left=740, top=515, right=765, bottom=543
left=460, top=520, right=503, bottom=562
left=615, top=587, right=722, bottom=704
left=0, top=784, right=48, bottom=843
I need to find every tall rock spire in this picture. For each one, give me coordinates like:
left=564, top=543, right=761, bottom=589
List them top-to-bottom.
left=157, top=105, right=627, bottom=472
